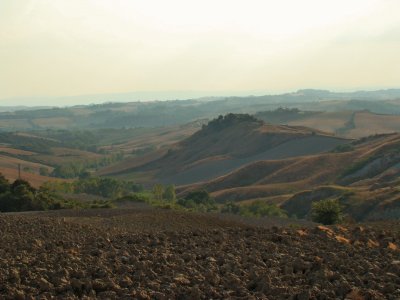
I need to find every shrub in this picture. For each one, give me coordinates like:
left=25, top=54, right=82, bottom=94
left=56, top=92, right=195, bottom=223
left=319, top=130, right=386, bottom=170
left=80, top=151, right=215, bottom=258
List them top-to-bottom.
left=177, top=190, right=217, bottom=212
left=114, top=193, right=150, bottom=203
left=311, top=199, right=343, bottom=225
left=240, top=201, right=287, bottom=218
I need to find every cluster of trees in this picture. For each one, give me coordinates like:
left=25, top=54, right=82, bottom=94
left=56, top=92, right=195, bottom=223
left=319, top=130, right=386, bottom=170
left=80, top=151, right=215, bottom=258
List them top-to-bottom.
left=203, top=114, right=262, bottom=131
left=37, top=129, right=99, bottom=152
left=51, top=152, right=124, bottom=179
left=0, top=174, right=62, bottom=212
left=44, top=177, right=142, bottom=198
left=150, top=186, right=217, bottom=212
left=177, top=190, right=217, bottom=212
left=222, top=200, right=287, bottom=218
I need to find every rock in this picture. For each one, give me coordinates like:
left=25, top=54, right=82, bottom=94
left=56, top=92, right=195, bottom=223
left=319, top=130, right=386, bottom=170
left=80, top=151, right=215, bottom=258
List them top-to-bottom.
left=173, top=274, right=190, bottom=285
left=119, top=276, right=133, bottom=288
left=38, top=278, right=53, bottom=291
left=92, top=279, right=108, bottom=292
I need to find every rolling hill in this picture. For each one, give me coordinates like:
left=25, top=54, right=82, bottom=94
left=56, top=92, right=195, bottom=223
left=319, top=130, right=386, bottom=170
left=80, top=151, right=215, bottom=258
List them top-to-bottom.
left=256, top=109, right=400, bottom=138
left=101, top=114, right=351, bottom=185
left=179, top=133, right=400, bottom=221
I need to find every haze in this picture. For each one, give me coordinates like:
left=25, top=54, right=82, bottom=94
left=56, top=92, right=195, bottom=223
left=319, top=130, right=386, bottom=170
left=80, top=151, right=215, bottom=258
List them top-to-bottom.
left=1, top=0, right=399, bottom=105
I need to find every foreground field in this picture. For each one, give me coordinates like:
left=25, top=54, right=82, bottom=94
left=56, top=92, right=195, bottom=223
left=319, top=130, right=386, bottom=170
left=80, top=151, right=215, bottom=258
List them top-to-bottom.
left=1, top=208, right=399, bottom=299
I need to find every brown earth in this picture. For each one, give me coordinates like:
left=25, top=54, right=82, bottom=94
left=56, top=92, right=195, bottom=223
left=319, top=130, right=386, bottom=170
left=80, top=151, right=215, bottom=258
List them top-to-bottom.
left=259, top=110, right=400, bottom=139
left=0, top=208, right=399, bottom=299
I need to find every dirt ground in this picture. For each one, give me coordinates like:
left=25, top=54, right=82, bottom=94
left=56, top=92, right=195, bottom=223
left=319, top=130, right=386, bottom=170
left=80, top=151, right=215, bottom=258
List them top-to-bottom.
left=0, top=207, right=399, bottom=299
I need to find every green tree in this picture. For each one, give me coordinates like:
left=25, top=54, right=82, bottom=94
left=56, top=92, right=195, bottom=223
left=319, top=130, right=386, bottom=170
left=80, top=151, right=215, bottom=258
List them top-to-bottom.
left=0, top=174, right=9, bottom=194
left=152, top=184, right=164, bottom=202
left=163, top=185, right=176, bottom=202
left=177, top=190, right=216, bottom=211
left=311, top=199, right=343, bottom=225
left=221, top=201, right=240, bottom=214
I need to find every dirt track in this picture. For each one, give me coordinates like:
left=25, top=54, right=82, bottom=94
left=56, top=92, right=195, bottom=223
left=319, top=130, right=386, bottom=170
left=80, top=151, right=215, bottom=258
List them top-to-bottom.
left=0, top=208, right=399, bottom=299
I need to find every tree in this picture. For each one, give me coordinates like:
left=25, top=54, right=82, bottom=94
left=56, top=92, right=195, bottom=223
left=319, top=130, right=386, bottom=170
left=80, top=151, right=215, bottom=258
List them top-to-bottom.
left=0, top=174, right=9, bottom=194
left=152, top=184, right=164, bottom=202
left=163, top=185, right=176, bottom=202
left=177, top=190, right=216, bottom=211
left=184, top=190, right=213, bottom=205
left=311, top=199, right=343, bottom=225
left=221, top=201, right=240, bottom=214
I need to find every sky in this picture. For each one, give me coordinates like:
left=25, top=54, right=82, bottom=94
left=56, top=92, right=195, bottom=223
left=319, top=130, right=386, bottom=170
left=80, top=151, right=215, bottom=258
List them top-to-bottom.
left=0, top=0, right=399, bottom=105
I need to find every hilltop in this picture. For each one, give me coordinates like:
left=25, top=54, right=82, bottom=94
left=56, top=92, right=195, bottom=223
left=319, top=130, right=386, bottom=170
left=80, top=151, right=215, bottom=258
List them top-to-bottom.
left=102, top=114, right=350, bottom=185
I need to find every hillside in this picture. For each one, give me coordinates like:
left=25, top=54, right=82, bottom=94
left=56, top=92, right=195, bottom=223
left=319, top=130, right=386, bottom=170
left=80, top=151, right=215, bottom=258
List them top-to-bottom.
left=256, top=109, right=400, bottom=138
left=103, top=114, right=351, bottom=185
left=180, top=133, right=400, bottom=221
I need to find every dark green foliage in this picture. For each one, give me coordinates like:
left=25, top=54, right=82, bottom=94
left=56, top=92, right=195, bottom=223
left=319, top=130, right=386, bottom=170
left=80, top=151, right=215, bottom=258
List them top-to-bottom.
left=204, top=114, right=262, bottom=132
left=51, top=152, right=124, bottom=179
left=0, top=174, right=9, bottom=194
left=0, top=177, right=62, bottom=212
left=45, top=177, right=143, bottom=198
left=163, top=185, right=176, bottom=202
left=177, top=190, right=217, bottom=211
left=114, top=193, right=150, bottom=203
left=311, top=199, right=343, bottom=225
left=222, top=200, right=287, bottom=218
left=221, top=201, right=241, bottom=214
left=243, top=201, right=287, bottom=218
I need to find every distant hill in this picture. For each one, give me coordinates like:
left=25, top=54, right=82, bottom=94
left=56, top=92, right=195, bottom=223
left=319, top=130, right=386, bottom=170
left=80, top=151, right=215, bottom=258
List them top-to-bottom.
left=1, top=89, right=400, bottom=131
left=256, top=109, right=400, bottom=138
left=102, top=114, right=351, bottom=185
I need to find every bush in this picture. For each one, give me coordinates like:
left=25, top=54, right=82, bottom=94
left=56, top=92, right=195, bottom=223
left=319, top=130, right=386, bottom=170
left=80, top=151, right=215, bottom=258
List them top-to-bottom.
left=177, top=190, right=217, bottom=212
left=114, top=193, right=150, bottom=203
left=311, top=199, right=343, bottom=225
left=221, top=200, right=287, bottom=218
left=240, top=201, right=287, bottom=218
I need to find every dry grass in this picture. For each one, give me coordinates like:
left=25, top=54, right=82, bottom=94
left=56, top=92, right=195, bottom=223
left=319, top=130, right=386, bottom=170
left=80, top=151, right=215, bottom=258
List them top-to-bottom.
left=0, top=146, right=36, bottom=156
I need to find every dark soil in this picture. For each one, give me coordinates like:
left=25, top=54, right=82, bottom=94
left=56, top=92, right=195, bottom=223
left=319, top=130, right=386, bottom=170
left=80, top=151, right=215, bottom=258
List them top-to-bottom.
left=0, top=208, right=399, bottom=299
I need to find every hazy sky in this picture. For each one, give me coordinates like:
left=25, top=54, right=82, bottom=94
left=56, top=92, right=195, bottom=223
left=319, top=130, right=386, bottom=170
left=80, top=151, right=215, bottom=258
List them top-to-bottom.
left=0, top=0, right=399, bottom=104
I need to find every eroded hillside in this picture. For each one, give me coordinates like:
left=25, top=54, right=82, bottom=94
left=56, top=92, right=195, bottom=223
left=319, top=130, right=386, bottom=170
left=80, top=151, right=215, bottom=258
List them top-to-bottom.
left=104, top=114, right=350, bottom=185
